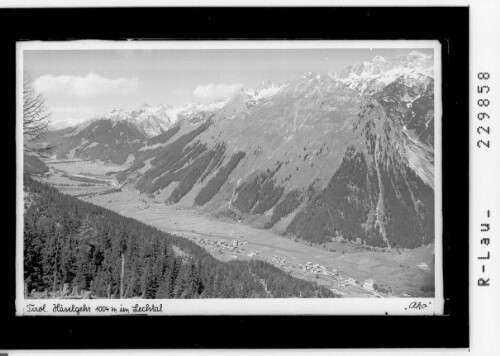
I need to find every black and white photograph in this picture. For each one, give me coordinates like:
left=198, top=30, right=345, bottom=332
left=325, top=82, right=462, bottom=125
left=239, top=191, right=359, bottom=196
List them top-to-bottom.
left=0, top=2, right=487, bottom=353
left=17, top=41, right=443, bottom=315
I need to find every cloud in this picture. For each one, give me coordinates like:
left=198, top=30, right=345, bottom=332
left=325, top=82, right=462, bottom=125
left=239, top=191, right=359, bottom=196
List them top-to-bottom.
left=34, top=73, right=141, bottom=97
left=193, top=83, right=242, bottom=99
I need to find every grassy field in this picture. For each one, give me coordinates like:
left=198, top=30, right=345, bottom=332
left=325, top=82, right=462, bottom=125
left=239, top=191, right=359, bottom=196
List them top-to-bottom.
left=37, top=159, right=436, bottom=298
left=45, top=159, right=125, bottom=175
left=36, top=160, right=121, bottom=196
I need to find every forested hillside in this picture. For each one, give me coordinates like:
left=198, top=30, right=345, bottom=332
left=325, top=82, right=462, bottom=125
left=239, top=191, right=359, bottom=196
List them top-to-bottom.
left=44, top=119, right=148, bottom=165
left=24, top=154, right=49, bottom=175
left=23, top=175, right=336, bottom=299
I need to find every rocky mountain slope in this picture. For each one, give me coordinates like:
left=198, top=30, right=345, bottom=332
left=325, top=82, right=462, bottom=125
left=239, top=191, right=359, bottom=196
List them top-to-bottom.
left=331, top=51, right=434, bottom=147
left=43, top=119, right=147, bottom=165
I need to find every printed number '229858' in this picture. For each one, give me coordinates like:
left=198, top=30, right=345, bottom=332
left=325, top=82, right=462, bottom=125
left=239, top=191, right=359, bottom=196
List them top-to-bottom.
left=477, top=72, right=491, bottom=149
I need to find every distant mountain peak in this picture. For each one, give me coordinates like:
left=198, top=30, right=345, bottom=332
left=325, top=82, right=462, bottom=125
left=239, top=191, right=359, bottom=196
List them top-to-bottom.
left=392, top=50, right=432, bottom=67
left=406, top=50, right=432, bottom=59
left=329, top=51, right=434, bottom=95
left=371, top=54, right=388, bottom=64
left=242, top=80, right=285, bottom=99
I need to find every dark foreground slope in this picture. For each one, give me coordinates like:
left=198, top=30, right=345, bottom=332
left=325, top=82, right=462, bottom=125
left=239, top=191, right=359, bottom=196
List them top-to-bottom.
left=24, top=154, right=49, bottom=175
left=23, top=175, right=336, bottom=299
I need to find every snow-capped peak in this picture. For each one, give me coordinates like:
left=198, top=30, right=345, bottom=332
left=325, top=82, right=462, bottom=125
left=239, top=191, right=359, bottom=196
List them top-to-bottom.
left=330, top=51, right=434, bottom=94
left=393, top=51, right=433, bottom=69
left=371, top=55, right=388, bottom=65
left=242, top=80, right=285, bottom=101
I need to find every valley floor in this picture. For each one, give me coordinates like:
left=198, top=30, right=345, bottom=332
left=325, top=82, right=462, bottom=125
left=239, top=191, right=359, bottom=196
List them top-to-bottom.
left=34, top=159, right=436, bottom=298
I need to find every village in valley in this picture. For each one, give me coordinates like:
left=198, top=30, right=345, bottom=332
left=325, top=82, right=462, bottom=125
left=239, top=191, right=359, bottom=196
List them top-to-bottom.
left=177, top=233, right=385, bottom=298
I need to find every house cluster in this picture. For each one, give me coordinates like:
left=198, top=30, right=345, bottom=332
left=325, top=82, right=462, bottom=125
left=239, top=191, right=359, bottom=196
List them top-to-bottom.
left=179, top=233, right=263, bottom=261
left=193, top=237, right=249, bottom=254
left=272, top=255, right=288, bottom=267
left=292, top=261, right=377, bottom=292
left=299, top=262, right=331, bottom=276
left=417, top=262, right=429, bottom=271
left=336, top=275, right=375, bottom=290
left=337, top=276, right=357, bottom=287
left=362, top=278, right=375, bottom=292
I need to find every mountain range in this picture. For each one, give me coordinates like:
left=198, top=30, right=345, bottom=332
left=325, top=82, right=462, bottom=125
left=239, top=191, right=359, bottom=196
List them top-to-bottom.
left=42, top=51, right=435, bottom=249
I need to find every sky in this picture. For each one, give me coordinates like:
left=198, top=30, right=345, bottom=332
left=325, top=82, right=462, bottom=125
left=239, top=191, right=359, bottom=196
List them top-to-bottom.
left=23, top=47, right=433, bottom=127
